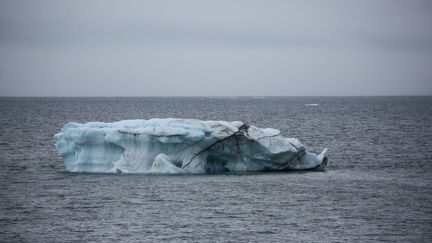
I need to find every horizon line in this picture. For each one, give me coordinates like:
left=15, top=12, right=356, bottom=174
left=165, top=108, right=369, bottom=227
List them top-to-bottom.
left=1, top=95, right=431, bottom=98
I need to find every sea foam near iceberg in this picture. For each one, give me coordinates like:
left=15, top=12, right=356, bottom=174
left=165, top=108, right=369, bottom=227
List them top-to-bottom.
left=54, top=118, right=328, bottom=174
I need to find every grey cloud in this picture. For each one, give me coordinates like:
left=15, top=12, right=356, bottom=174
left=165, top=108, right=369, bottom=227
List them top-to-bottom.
left=1, top=0, right=432, bottom=96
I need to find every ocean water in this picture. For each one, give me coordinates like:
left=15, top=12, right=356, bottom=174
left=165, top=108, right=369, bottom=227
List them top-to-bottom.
left=1, top=96, right=431, bottom=242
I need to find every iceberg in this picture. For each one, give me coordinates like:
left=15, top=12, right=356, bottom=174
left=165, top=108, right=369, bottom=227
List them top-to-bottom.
left=54, top=118, right=328, bottom=174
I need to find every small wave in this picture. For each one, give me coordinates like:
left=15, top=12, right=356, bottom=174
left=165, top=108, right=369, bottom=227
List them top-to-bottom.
left=305, top=103, right=319, bottom=106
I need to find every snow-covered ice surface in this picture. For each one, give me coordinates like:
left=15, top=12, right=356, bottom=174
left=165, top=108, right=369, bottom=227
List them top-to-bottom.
left=54, top=118, right=328, bottom=174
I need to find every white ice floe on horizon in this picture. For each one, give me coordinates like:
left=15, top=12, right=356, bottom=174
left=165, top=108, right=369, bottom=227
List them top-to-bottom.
left=54, top=118, right=328, bottom=174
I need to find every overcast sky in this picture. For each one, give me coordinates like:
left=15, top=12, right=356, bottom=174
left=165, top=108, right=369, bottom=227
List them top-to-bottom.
left=1, top=0, right=432, bottom=96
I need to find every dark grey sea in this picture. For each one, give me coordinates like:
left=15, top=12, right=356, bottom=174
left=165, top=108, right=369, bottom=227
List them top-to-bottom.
left=1, top=97, right=431, bottom=242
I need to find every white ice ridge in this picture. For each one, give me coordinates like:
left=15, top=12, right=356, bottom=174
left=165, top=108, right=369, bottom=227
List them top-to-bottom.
left=54, top=118, right=328, bottom=174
